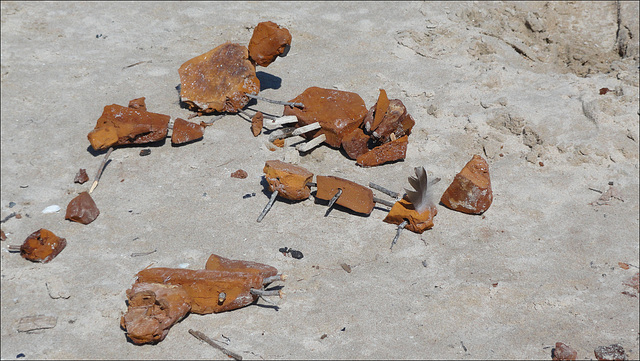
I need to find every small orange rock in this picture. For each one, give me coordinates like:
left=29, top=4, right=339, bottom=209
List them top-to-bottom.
left=248, top=21, right=292, bottom=67
left=178, top=42, right=260, bottom=113
left=283, top=87, right=368, bottom=148
left=128, top=97, right=147, bottom=111
left=87, top=104, right=170, bottom=151
left=251, top=111, right=264, bottom=137
left=171, top=118, right=204, bottom=145
left=342, top=127, right=371, bottom=160
left=356, top=135, right=408, bottom=167
left=273, top=138, right=285, bottom=147
left=440, top=155, right=493, bottom=214
left=263, top=160, right=313, bottom=201
left=230, top=169, right=248, bottom=179
left=315, top=176, right=375, bottom=215
left=65, top=191, right=100, bottom=225
left=383, top=198, right=437, bottom=234
left=20, top=229, right=66, bottom=263
left=553, top=342, right=578, bottom=361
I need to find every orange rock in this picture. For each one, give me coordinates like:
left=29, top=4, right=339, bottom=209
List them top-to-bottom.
left=248, top=21, right=292, bottom=67
left=178, top=42, right=260, bottom=113
left=283, top=87, right=368, bottom=148
left=371, top=89, right=390, bottom=132
left=128, top=97, right=146, bottom=111
left=364, top=99, right=415, bottom=144
left=87, top=104, right=170, bottom=151
left=251, top=111, right=264, bottom=136
left=171, top=118, right=204, bottom=145
left=342, top=127, right=371, bottom=160
left=356, top=135, right=408, bottom=167
left=273, top=138, right=285, bottom=147
left=440, top=155, right=493, bottom=214
left=263, top=160, right=313, bottom=201
left=230, top=169, right=248, bottom=179
left=315, top=175, right=375, bottom=215
left=65, top=191, right=100, bottom=225
left=383, top=198, right=437, bottom=234
left=20, top=229, right=66, bottom=263
left=205, top=254, right=278, bottom=279
left=121, top=283, right=191, bottom=345
left=553, top=342, right=578, bottom=361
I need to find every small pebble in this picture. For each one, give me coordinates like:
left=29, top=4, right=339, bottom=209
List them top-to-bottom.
left=139, top=149, right=151, bottom=156
left=231, top=169, right=248, bottom=179
left=242, top=193, right=256, bottom=199
left=8, top=202, right=16, bottom=208
left=42, top=205, right=61, bottom=214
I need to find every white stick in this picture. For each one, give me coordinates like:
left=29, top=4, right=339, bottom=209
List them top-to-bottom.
left=266, top=115, right=299, bottom=126
left=292, top=122, right=321, bottom=136
left=296, top=134, right=326, bottom=153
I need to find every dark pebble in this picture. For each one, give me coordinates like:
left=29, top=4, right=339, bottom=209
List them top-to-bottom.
left=139, top=149, right=151, bottom=156
left=8, top=202, right=16, bottom=208
left=16, top=353, right=25, bottom=358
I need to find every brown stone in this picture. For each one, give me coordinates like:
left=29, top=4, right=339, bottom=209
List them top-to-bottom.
left=248, top=21, right=292, bottom=67
left=178, top=42, right=260, bottom=113
left=283, top=87, right=368, bottom=148
left=370, top=88, right=390, bottom=132
left=128, top=97, right=146, bottom=111
left=364, top=98, right=415, bottom=144
left=87, top=104, right=170, bottom=151
left=251, top=111, right=264, bottom=136
left=171, top=118, right=204, bottom=145
left=342, top=127, right=371, bottom=160
left=356, top=135, right=408, bottom=167
left=273, top=138, right=285, bottom=147
left=440, top=155, right=493, bottom=214
left=263, top=160, right=313, bottom=201
left=74, top=169, right=89, bottom=184
left=230, top=169, right=248, bottom=179
left=315, top=175, right=374, bottom=215
left=65, top=191, right=100, bottom=225
left=383, top=197, right=437, bottom=234
left=1, top=229, right=6, bottom=242
left=20, top=229, right=66, bottom=263
left=120, top=283, right=191, bottom=345
left=553, top=342, right=578, bottom=361
left=594, top=344, right=627, bottom=361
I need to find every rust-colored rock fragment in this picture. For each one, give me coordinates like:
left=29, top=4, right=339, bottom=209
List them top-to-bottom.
left=248, top=21, right=292, bottom=67
left=178, top=42, right=260, bottom=113
left=283, top=87, right=368, bottom=148
left=371, top=89, right=390, bottom=132
left=128, top=97, right=146, bottom=111
left=364, top=98, right=415, bottom=144
left=87, top=104, right=170, bottom=151
left=251, top=111, right=264, bottom=136
left=171, top=118, right=204, bottom=145
left=342, top=128, right=371, bottom=160
left=356, top=135, right=408, bottom=167
left=273, top=138, right=285, bottom=147
left=440, top=155, right=493, bottom=214
left=263, top=160, right=313, bottom=201
left=74, top=169, right=89, bottom=184
left=230, top=169, right=248, bottom=179
left=315, top=175, right=375, bottom=215
left=65, top=191, right=100, bottom=225
left=383, top=197, right=437, bottom=234
left=1, top=229, right=6, bottom=241
left=20, top=229, right=66, bottom=263
left=205, top=254, right=278, bottom=279
left=121, top=283, right=191, bottom=345
left=553, top=342, right=578, bottom=360
left=594, top=344, right=627, bottom=361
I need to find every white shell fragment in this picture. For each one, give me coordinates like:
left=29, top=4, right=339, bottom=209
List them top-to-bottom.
left=42, top=205, right=61, bottom=214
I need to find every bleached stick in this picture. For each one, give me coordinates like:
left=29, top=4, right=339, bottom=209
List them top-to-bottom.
left=266, top=115, right=299, bottom=126
left=292, top=122, right=321, bottom=136
left=296, top=134, right=326, bottom=153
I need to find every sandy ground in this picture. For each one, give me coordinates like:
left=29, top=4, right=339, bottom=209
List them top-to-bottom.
left=1, top=1, right=639, bottom=360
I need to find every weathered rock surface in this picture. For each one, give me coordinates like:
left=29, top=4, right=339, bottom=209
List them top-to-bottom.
left=248, top=21, right=292, bottom=67
left=178, top=42, right=260, bottom=113
left=283, top=87, right=368, bottom=148
left=128, top=97, right=146, bottom=111
left=87, top=104, right=170, bottom=151
left=251, top=111, right=264, bottom=136
left=171, top=118, right=204, bottom=145
left=342, top=127, right=371, bottom=159
left=356, top=135, right=408, bottom=167
left=440, top=155, right=493, bottom=214
left=263, top=160, right=313, bottom=201
left=315, top=175, right=375, bottom=215
left=65, top=191, right=99, bottom=225
left=383, top=198, right=437, bottom=234
left=20, top=229, right=66, bottom=263
left=205, top=254, right=278, bottom=279
left=594, top=344, right=628, bottom=361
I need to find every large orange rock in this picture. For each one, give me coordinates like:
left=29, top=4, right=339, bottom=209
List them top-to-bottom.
left=248, top=21, right=292, bottom=67
left=178, top=42, right=260, bottom=113
left=283, top=87, right=368, bottom=148
left=87, top=104, right=170, bottom=151
left=171, top=118, right=204, bottom=145
left=356, top=135, right=408, bottom=167
left=440, top=155, right=493, bottom=214
left=263, top=160, right=314, bottom=201
left=315, top=175, right=375, bottom=215
left=383, top=198, right=437, bottom=234
left=20, top=229, right=66, bottom=263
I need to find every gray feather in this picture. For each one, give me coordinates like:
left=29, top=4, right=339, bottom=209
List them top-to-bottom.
left=404, top=166, right=438, bottom=213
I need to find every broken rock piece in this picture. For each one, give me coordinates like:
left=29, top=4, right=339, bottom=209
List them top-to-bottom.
left=248, top=21, right=292, bottom=67
left=178, top=42, right=260, bottom=114
left=283, top=87, right=368, bottom=148
left=128, top=97, right=146, bottom=111
left=363, top=97, right=415, bottom=144
left=87, top=104, right=170, bottom=151
left=251, top=111, right=264, bottom=136
left=171, top=118, right=204, bottom=145
left=342, top=127, right=371, bottom=160
left=356, top=135, right=408, bottom=167
left=440, top=155, right=493, bottom=214
left=263, top=160, right=313, bottom=201
left=74, top=169, right=89, bottom=184
left=230, top=169, right=248, bottom=179
left=315, top=176, right=375, bottom=215
left=65, top=191, right=100, bottom=225
left=383, top=198, right=437, bottom=234
left=20, top=229, right=66, bottom=263
left=205, top=254, right=278, bottom=279
left=121, top=282, right=192, bottom=345
left=553, top=342, right=578, bottom=361
left=594, top=344, right=628, bottom=361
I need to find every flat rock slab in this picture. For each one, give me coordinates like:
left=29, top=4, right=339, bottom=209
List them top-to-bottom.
left=263, top=160, right=313, bottom=201
left=315, top=175, right=374, bottom=215
left=383, top=198, right=437, bottom=234
left=20, top=229, right=66, bottom=263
